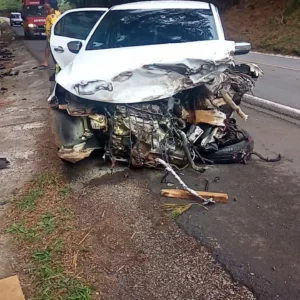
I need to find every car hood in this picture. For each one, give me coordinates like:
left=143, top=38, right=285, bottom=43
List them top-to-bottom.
left=56, top=40, right=235, bottom=104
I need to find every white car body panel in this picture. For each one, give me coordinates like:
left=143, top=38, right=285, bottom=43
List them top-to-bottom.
left=52, top=1, right=237, bottom=104
left=110, top=1, right=211, bottom=10
left=50, top=8, right=108, bottom=69
left=56, top=40, right=235, bottom=104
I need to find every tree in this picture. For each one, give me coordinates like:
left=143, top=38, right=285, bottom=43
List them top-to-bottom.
left=0, top=0, right=22, bottom=11
left=58, top=0, right=74, bottom=11
left=62, top=0, right=243, bottom=9
left=66, top=0, right=131, bottom=8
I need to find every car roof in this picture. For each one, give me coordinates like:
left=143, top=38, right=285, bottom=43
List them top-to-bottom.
left=111, top=1, right=211, bottom=10
left=65, top=7, right=108, bottom=13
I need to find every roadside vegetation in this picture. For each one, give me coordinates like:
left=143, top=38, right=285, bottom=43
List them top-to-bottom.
left=0, top=0, right=22, bottom=11
left=0, top=0, right=73, bottom=12
left=222, top=0, right=300, bottom=56
left=4, top=173, right=93, bottom=300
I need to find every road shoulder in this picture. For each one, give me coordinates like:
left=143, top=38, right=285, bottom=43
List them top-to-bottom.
left=0, top=39, right=59, bottom=278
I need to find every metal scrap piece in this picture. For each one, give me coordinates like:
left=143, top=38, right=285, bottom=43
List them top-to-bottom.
left=221, top=90, right=248, bottom=121
left=57, top=143, right=94, bottom=163
left=156, top=158, right=215, bottom=205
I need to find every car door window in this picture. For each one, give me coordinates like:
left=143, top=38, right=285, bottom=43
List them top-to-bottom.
left=54, top=11, right=105, bottom=40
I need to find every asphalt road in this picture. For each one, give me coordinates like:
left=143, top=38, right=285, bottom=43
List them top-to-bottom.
left=13, top=25, right=300, bottom=300
left=13, top=26, right=54, bottom=67
left=236, top=53, right=300, bottom=109
left=148, top=107, right=300, bottom=300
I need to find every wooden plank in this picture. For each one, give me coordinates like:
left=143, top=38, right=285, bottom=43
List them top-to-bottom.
left=161, top=189, right=228, bottom=203
left=0, top=275, right=25, bottom=300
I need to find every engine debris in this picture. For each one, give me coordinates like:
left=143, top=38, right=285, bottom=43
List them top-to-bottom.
left=50, top=60, right=281, bottom=169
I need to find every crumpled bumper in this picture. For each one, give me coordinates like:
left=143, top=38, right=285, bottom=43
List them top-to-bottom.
left=49, top=53, right=263, bottom=165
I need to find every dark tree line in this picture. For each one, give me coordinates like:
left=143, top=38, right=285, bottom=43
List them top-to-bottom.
left=67, top=0, right=242, bottom=9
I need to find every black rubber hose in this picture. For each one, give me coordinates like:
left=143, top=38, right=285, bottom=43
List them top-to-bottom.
left=178, top=130, right=206, bottom=173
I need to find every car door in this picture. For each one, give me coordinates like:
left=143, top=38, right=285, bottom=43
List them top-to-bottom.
left=50, top=8, right=108, bottom=69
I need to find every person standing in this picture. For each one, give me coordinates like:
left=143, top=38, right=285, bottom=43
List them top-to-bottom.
left=40, top=0, right=61, bottom=68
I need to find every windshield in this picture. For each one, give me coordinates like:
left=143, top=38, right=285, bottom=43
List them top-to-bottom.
left=25, top=5, right=47, bottom=17
left=86, top=9, right=218, bottom=50
left=11, top=14, right=21, bottom=19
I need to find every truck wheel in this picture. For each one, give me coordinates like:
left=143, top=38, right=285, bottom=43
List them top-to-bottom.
left=201, top=129, right=254, bottom=164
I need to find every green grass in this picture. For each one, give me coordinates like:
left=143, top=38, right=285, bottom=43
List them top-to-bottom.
left=0, top=0, right=22, bottom=10
left=285, top=0, right=300, bottom=15
left=6, top=172, right=93, bottom=300
left=18, top=173, right=62, bottom=212
left=59, top=185, right=72, bottom=198
left=19, top=188, right=43, bottom=211
left=60, top=207, right=73, bottom=215
left=39, top=212, right=57, bottom=235
left=6, top=222, right=40, bottom=242
left=27, top=237, right=92, bottom=300
left=49, top=238, right=64, bottom=252
left=31, top=244, right=93, bottom=300
left=32, top=250, right=52, bottom=264
left=63, top=282, right=93, bottom=300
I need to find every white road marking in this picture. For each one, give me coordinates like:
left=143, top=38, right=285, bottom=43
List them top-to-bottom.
left=250, top=51, right=300, bottom=60
left=236, top=60, right=300, bottom=72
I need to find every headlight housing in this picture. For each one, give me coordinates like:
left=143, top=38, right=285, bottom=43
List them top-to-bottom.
left=28, top=23, right=37, bottom=28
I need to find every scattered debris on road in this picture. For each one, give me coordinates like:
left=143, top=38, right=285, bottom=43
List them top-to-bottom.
left=0, top=48, right=14, bottom=61
left=0, top=68, right=19, bottom=78
left=242, top=151, right=282, bottom=164
left=0, top=158, right=10, bottom=170
left=156, top=158, right=215, bottom=206
left=157, top=158, right=228, bottom=214
left=161, top=189, right=229, bottom=203
left=162, top=202, right=196, bottom=217
left=0, top=275, right=25, bottom=300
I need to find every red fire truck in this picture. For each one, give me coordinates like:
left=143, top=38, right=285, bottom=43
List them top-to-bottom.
left=23, top=0, right=47, bottom=39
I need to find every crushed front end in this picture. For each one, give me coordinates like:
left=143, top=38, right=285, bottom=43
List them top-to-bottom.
left=49, top=62, right=262, bottom=167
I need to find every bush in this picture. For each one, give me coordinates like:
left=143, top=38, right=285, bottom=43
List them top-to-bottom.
left=0, top=0, right=22, bottom=11
left=285, top=0, right=300, bottom=15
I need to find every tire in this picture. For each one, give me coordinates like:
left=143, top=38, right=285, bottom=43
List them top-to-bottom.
left=201, top=129, right=254, bottom=164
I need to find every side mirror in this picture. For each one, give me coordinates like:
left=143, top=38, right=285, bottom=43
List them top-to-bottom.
left=67, top=41, right=82, bottom=54
left=234, top=42, right=251, bottom=55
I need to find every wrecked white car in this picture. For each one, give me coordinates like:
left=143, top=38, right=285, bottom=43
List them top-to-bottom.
left=48, top=1, right=262, bottom=169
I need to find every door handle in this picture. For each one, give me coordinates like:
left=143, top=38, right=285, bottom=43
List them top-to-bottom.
left=54, top=46, right=64, bottom=53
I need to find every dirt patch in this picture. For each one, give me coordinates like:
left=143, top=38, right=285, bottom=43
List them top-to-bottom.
left=222, top=0, right=300, bottom=56
left=68, top=174, right=255, bottom=300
